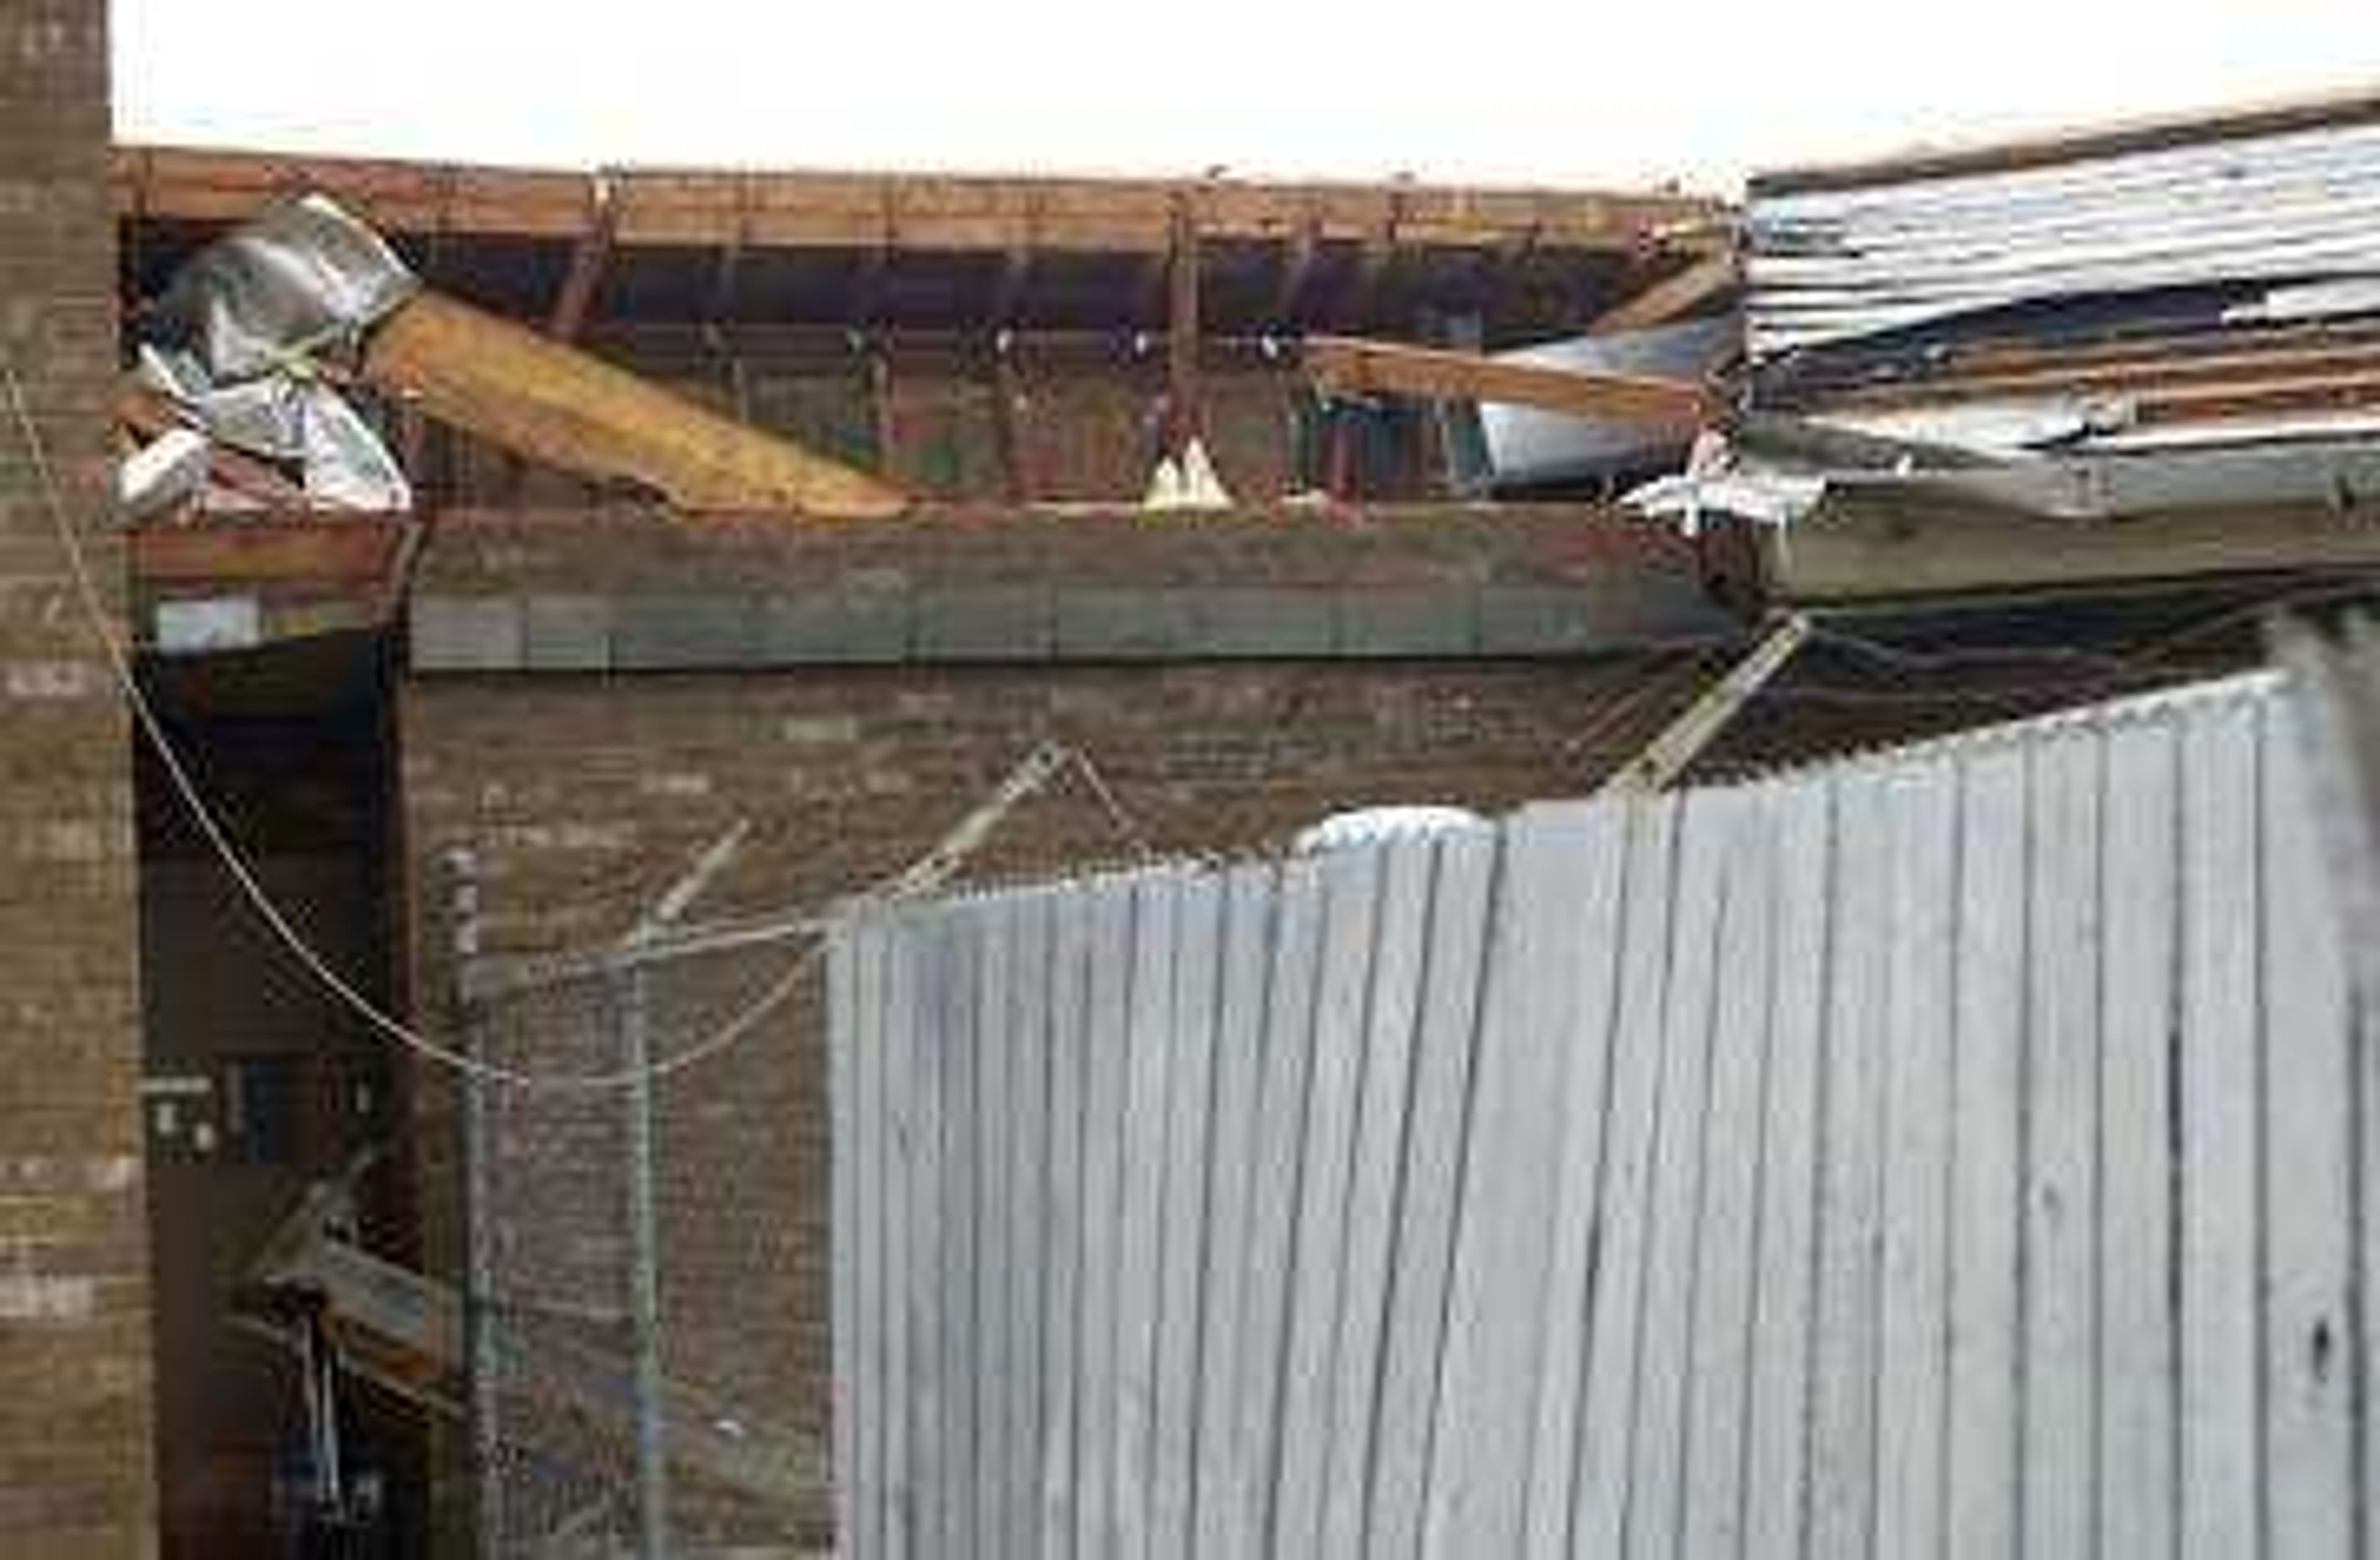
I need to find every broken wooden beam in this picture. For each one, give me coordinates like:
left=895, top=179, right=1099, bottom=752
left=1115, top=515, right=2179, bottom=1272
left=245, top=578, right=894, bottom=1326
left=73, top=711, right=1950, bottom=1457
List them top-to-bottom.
left=1588, top=250, right=1740, bottom=335
left=361, top=290, right=909, bottom=518
left=1302, top=334, right=1719, bottom=430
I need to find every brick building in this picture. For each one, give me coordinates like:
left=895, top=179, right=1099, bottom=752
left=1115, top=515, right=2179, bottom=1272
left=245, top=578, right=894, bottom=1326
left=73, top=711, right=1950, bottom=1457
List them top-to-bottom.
left=3, top=19, right=2345, bottom=1554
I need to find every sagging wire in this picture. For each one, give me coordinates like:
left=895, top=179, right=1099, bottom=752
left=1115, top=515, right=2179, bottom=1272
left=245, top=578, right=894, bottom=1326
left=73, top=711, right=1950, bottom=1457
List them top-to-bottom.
left=1, top=352, right=1133, bottom=1092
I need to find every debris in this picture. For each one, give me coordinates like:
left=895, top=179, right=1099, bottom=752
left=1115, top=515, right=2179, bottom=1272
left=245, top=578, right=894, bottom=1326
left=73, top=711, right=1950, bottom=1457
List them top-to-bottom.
left=128, top=194, right=910, bottom=519
left=361, top=291, right=908, bottom=518
left=1303, top=333, right=1714, bottom=432
left=118, top=427, right=209, bottom=519
left=1140, top=436, right=1232, bottom=511
left=1293, top=804, right=1486, bottom=853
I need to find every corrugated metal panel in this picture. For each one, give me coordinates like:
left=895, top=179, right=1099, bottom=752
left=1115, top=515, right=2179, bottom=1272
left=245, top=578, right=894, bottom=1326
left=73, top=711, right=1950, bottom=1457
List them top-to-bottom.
left=1748, top=117, right=2380, bottom=358
left=829, top=668, right=2374, bottom=1557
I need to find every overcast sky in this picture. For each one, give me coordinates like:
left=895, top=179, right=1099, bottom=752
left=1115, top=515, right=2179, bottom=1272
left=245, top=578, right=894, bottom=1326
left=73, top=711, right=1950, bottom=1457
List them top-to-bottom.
left=113, top=1, right=2380, bottom=194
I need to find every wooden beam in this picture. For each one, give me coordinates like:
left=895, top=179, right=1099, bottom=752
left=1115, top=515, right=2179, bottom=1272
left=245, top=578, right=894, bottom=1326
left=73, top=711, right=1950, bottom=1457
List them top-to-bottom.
left=116, top=144, right=1729, bottom=260
left=545, top=174, right=617, bottom=340
left=1166, top=195, right=1203, bottom=454
left=1269, top=211, right=1321, bottom=327
left=990, top=241, right=1034, bottom=327
left=1587, top=249, right=1740, bottom=335
left=362, top=290, right=909, bottom=518
left=1301, top=335, right=1717, bottom=430
left=989, top=350, right=1033, bottom=501
left=116, top=384, right=312, bottom=508
left=130, top=517, right=413, bottom=586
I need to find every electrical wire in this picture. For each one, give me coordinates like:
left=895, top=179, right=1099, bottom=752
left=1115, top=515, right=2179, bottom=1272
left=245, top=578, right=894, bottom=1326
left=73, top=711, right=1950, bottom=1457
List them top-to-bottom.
left=2, top=353, right=1119, bottom=1092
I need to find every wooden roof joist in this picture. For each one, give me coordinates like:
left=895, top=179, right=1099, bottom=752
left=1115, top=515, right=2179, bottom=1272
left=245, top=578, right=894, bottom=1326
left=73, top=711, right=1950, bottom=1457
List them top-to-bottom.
left=115, top=145, right=1727, bottom=260
left=1302, top=335, right=1720, bottom=433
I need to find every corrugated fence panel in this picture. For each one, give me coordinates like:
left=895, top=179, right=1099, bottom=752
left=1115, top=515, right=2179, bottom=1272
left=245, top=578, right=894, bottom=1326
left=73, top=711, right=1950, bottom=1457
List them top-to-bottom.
left=831, top=674, right=2373, bottom=1557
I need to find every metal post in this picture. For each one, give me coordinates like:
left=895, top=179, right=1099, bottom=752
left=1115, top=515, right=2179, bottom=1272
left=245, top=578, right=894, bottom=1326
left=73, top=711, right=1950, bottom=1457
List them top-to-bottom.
left=446, top=847, right=505, bottom=1558
left=619, top=960, right=671, bottom=1557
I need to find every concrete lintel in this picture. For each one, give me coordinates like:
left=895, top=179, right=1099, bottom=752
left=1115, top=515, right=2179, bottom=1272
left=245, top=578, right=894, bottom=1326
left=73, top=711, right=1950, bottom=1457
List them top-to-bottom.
left=409, top=579, right=1701, bottom=672
left=412, top=596, right=525, bottom=671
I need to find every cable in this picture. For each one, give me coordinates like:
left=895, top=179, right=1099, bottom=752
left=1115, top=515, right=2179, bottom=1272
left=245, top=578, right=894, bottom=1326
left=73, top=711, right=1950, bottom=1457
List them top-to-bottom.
left=2, top=354, right=1100, bottom=1092
left=1065, top=747, right=1157, bottom=862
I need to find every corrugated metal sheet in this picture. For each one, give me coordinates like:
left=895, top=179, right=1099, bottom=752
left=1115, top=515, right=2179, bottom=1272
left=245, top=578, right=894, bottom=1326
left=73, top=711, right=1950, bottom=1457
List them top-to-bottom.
left=1748, top=117, right=2380, bottom=358
left=829, top=668, right=2374, bottom=1557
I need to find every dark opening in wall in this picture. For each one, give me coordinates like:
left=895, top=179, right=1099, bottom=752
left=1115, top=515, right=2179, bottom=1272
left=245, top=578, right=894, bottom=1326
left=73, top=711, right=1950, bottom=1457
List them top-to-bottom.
left=134, top=630, right=426, bottom=1560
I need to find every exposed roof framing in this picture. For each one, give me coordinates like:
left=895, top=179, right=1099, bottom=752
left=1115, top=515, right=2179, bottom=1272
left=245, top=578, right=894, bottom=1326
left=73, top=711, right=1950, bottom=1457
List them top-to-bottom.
left=116, top=145, right=1729, bottom=340
left=117, top=145, right=1723, bottom=256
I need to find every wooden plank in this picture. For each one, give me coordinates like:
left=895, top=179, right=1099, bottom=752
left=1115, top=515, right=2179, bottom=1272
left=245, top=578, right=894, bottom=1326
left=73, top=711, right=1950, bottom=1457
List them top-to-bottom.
left=1587, top=250, right=1741, bottom=335
left=362, top=290, right=909, bottom=518
left=1302, top=335, right=1715, bottom=431
left=127, top=516, right=413, bottom=586
left=2178, top=697, right=2262, bottom=1560
left=2258, top=700, right=2360, bottom=1554
left=2097, top=721, right=2179, bottom=1560
left=2022, top=734, right=2103, bottom=1560
left=1945, top=746, right=2027, bottom=1560
left=1872, top=759, right=1960, bottom=1559
left=1803, top=764, right=1894, bottom=1560
left=1740, top=770, right=1838, bottom=1560
left=1678, top=778, right=1785, bottom=1559
left=1621, top=787, right=1738, bottom=1560
left=1564, top=796, right=1684, bottom=1556
left=1421, top=801, right=1620, bottom=1557
left=1509, top=803, right=1629, bottom=1560
left=1367, top=829, right=1498, bottom=1560
left=1319, top=835, right=1441, bottom=1558
left=1271, top=847, right=1385, bottom=1558
left=1230, top=859, right=1328, bottom=1556
left=1189, top=864, right=1280, bottom=1560
left=1150, top=872, right=1224, bottom=1560
left=1111, top=873, right=1180, bottom=1556
left=1072, top=879, right=1139, bottom=1558
left=1039, top=888, right=1095, bottom=1553
left=1004, top=896, right=1054, bottom=1560
left=974, top=903, right=1016, bottom=1559
left=882, top=912, right=923, bottom=1555
left=932, top=913, right=978, bottom=1558
left=827, top=921, right=863, bottom=1554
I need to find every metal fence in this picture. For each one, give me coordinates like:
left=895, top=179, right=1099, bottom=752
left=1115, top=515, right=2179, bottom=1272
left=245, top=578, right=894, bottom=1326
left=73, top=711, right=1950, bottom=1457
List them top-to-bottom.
left=830, top=672, right=2374, bottom=1558
left=444, top=743, right=1088, bottom=1557
left=452, top=918, right=832, bottom=1557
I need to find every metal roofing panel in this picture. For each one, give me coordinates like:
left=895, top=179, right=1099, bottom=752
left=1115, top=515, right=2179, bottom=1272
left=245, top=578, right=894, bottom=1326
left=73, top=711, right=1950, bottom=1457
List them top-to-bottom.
left=1748, top=118, right=2380, bottom=358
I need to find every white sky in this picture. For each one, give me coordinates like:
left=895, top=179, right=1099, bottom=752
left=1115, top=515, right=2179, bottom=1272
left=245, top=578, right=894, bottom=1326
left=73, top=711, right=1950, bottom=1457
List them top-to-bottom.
left=113, top=1, right=2380, bottom=195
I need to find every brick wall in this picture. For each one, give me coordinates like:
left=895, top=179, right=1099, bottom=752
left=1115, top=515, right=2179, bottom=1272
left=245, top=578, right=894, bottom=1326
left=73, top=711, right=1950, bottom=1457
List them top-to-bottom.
left=0, top=1, right=157, bottom=1554
left=394, top=504, right=1740, bottom=1547
left=402, top=653, right=1704, bottom=1546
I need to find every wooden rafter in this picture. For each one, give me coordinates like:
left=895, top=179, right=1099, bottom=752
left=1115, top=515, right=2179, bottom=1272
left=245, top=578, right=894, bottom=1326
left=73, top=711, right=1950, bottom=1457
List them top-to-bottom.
left=545, top=175, right=618, bottom=340
left=1167, top=196, right=1203, bottom=453
left=1269, top=211, right=1322, bottom=327
left=1302, top=335, right=1717, bottom=430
